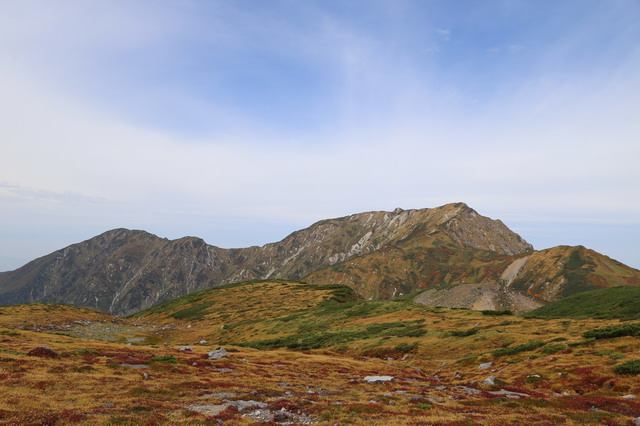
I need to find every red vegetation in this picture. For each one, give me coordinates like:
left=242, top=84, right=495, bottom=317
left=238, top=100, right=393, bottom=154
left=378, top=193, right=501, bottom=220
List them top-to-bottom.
left=27, top=347, right=59, bottom=358
left=558, top=395, right=640, bottom=416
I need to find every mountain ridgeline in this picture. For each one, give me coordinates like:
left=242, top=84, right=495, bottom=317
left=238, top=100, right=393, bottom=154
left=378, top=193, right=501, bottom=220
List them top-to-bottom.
left=0, top=203, right=638, bottom=315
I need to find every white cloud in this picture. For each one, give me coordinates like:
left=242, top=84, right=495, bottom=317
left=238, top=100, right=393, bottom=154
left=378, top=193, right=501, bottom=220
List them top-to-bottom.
left=0, top=1, right=639, bottom=269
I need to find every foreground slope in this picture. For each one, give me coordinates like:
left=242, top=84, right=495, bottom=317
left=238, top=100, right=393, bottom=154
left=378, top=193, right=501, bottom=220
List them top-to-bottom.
left=0, top=203, right=533, bottom=314
left=1, top=281, right=640, bottom=425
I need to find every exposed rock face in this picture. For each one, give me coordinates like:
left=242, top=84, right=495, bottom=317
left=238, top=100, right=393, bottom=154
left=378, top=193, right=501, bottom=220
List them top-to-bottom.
left=0, top=202, right=636, bottom=314
left=410, top=246, right=640, bottom=313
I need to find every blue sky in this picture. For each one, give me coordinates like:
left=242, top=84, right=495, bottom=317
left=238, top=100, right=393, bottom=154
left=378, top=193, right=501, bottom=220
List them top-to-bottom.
left=1, top=0, right=639, bottom=269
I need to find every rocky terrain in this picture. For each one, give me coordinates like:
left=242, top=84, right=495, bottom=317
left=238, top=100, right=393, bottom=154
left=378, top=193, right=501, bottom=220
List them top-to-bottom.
left=1, top=202, right=638, bottom=315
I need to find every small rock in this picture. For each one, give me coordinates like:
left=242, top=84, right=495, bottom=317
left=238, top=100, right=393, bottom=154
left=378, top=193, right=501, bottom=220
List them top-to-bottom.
left=199, top=339, right=207, bottom=345
left=179, top=346, right=192, bottom=352
left=27, top=347, right=59, bottom=358
left=208, top=347, right=228, bottom=360
left=479, top=362, right=492, bottom=370
left=121, top=363, right=149, bottom=369
left=454, top=371, right=463, bottom=379
left=142, top=372, right=149, bottom=380
left=364, top=375, right=393, bottom=383
left=483, top=376, right=496, bottom=386
left=458, top=386, right=481, bottom=395
left=488, top=389, right=529, bottom=399
left=200, top=391, right=236, bottom=400
left=622, top=394, right=636, bottom=400
left=227, top=400, right=268, bottom=411
left=186, top=403, right=227, bottom=416
left=634, top=417, right=640, bottom=426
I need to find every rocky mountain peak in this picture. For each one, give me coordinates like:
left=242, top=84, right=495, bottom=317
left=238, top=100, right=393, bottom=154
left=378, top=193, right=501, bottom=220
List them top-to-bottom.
left=0, top=203, right=543, bottom=314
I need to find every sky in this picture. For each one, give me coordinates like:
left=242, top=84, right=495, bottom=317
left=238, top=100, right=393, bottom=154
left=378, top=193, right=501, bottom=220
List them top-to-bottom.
left=1, top=0, right=639, bottom=270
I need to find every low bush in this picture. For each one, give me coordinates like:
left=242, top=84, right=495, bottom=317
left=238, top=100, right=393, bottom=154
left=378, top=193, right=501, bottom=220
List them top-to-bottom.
left=170, top=302, right=213, bottom=320
left=481, top=310, right=513, bottom=316
left=241, top=320, right=426, bottom=350
left=583, top=323, right=640, bottom=340
left=448, top=327, right=479, bottom=337
left=492, top=340, right=544, bottom=357
left=395, top=343, right=418, bottom=353
left=542, top=343, right=568, bottom=354
left=150, top=355, right=177, bottom=364
left=613, top=360, right=640, bottom=375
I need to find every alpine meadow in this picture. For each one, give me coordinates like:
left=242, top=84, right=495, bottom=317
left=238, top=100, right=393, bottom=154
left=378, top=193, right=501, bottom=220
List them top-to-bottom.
left=1, top=1, right=640, bottom=425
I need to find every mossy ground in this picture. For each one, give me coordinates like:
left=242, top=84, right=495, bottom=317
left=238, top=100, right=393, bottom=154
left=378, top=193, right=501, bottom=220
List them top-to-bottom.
left=1, top=280, right=640, bottom=424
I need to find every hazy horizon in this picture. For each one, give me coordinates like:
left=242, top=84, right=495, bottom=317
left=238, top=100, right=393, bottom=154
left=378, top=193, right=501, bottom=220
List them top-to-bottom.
left=2, top=1, right=639, bottom=270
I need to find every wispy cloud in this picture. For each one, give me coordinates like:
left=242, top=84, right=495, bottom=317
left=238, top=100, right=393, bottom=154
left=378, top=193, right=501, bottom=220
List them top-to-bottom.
left=0, top=0, right=639, bottom=269
left=435, top=28, right=451, bottom=41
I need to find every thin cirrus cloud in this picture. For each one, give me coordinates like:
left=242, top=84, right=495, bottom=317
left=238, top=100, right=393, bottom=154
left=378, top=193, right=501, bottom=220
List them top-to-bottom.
left=0, top=0, right=639, bottom=270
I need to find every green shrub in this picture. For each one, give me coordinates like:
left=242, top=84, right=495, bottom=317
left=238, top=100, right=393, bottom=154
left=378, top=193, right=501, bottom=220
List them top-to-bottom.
left=527, top=287, right=640, bottom=320
left=170, top=302, right=213, bottom=320
left=481, top=310, right=513, bottom=316
left=241, top=320, right=425, bottom=350
left=583, top=323, right=640, bottom=340
left=448, top=327, right=479, bottom=337
left=492, top=340, right=544, bottom=357
left=395, top=343, right=418, bottom=353
left=542, top=343, right=568, bottom=354
left=150, top=355, right=177, bottom=364
left=614, top=360, right=640, bottom=375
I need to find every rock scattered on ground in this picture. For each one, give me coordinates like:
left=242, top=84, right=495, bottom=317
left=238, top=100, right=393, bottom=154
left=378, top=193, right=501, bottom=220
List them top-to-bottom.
left=207, top=347, right=228, bottom=360
left=479, top=362, right=492, bottom=370
left=120, top=363, right=149, bottom=369
left=364, top=375, right=393, bottom=383
left=483, top=376, right=496, bottom=386
left=488, top=389, right=529, bottom=399
left=199, top=391, right=236, bottom=400
left=187, top=399, right=312, bottom=424
left=186, top=404, right=227, bottom=417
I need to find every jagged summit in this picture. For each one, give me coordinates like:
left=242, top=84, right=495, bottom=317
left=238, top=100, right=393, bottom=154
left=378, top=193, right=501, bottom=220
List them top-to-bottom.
left=0, top=203, right=636, bottom=315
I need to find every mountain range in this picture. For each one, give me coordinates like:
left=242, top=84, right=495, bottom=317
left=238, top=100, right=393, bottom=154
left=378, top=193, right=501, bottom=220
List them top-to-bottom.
left=1, top=202, right=638, bottom=315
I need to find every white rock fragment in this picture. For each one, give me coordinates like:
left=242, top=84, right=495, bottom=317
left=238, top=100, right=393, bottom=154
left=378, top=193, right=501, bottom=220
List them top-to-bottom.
left=208, top=347, right=228, bottom=360
left=364, top=375, right=394, bottom=383
left=483, top=376, right=496, bottom=386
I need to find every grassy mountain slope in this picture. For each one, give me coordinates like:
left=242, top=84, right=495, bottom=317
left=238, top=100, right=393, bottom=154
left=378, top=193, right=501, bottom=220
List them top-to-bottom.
left=304, top=237, right=513, bottom=300
left=306, top=244, right=640, bottom=313
left=510, top=246, right=640, bottom=301
left=2, top=281, right=640, bottom=424
left=527, top=286, right=640, bottom=320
